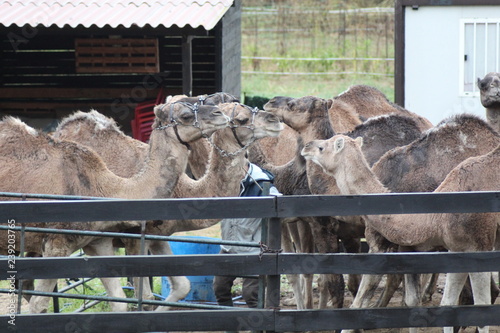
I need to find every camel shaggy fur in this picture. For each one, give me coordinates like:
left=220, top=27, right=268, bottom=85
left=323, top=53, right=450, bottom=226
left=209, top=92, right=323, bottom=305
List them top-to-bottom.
left=478, top=72, right=500, bottom=133
left=264, top=85, right=433, bottom=134
left=251, top=93, right=423, bottom=308
left=0, top=103, right=227, bottom=313
left=55, top=103, right=283, bottom=309
left=307, top=114, right=500, bottom=314
left=302, top=134, right=499, bottom=333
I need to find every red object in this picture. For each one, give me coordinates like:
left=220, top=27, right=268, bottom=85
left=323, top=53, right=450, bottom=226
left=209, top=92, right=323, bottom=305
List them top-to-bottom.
left=131, top=88, right=165, bottom=142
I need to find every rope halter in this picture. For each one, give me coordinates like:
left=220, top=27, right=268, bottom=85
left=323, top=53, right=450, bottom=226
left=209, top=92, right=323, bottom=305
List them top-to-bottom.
left=154, top=102, right=203, bottom=150
left=206, top=103, right=260, bottom=157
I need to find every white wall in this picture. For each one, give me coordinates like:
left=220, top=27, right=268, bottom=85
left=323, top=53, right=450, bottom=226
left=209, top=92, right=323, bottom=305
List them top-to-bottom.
left=404, top=6, right=499, bottom=126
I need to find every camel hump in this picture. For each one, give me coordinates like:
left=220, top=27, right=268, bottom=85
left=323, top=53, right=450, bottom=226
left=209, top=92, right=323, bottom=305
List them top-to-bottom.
left=55, top=110, right=124, bottom=140
left=434, top=113, right=499, bottom=136
left=0, top=116, right=40, bottom=139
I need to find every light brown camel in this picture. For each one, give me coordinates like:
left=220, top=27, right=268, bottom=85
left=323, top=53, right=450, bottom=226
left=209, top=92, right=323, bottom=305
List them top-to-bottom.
left=478, top=72, right=500, bottom=134
left=259, top=87, right=431, bottom=309
left=258, top=94, right=424, bottom=308
left=0, top=103, right=227, bottom=313
left=55, top=103, right=283, bottom=309
left=305, top=114, right=500, bottom=314
left=302, top=135, right=499, bottom=333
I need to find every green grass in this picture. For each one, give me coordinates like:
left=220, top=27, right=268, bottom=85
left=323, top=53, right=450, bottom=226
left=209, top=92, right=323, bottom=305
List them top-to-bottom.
left=241, top=3, right=395, bottom=104
left=242, top=73, right=394, bottom=103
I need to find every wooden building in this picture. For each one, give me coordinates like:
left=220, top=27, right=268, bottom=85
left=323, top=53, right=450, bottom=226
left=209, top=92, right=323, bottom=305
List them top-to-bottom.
left=0, top=0, right=241, bottom=132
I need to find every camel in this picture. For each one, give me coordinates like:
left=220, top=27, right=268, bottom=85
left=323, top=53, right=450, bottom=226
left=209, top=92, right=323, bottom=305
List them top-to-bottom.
left=478, top=72, right=500, bottom=134
left=264, top=85, right=433, bottom=134
left=251, top=93, right=424, bottom=308
left=0, top=102, right=228, bottom=313
left=54, top=102, right=283, bottom=309
left=309, top=114, right=500, bottom=314
left=302, top=134, right=499, bottom=333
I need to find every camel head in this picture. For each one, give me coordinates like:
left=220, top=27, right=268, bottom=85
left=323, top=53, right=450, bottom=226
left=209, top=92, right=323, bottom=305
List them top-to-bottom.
left=477, top=72, right=500, bottom=108
left=265, top=95, right=333, bottom=133
left=153, top=102, right=228, bottom=143
left=220, top=103, right=283, bottom=143
left=301, top=135, right=363, bottom=175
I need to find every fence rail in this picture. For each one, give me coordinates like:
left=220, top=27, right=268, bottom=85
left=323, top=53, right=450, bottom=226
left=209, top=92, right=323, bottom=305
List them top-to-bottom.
left=0, top=191, right=499, bottom=332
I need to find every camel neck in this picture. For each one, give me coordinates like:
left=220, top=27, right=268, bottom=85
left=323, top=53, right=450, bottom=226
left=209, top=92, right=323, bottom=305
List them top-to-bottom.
left=486, top=108, right=500, bottom=133
left=300, top=115, right=335, bottom=143
left=117, top=127, right=189, bottom=199
left=199, top=128, right=247, bottom=193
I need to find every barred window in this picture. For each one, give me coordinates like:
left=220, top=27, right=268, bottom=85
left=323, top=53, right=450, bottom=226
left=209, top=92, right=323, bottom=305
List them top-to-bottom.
left=460, top=19, right=500, bottom=96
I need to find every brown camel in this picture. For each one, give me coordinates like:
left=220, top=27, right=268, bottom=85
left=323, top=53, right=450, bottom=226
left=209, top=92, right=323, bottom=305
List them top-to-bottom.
left=478, top=72, right=500, bottom=133
left=264, top=85, right=433, bottom=134
left=258, top=93, right=424, bottom=308
left=0, top=103, right=227, bottom=313
left=55, top=103, right=283, bottom=309
left=307, top=114, right=500, bottom=314
left=302, top=135, right=499, bottom=333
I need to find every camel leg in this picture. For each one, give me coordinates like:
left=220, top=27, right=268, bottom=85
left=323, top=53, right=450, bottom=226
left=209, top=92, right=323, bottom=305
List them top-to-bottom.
left=306, top=216, right=344, bottom=309
left=296, top=219, right=315, bottom=309
left=282, top=221, right=305, bottom=309
left=347, top=227, right=395, bottom=310
left=28, top=236, right=74, bottom=313
left=341, top=236, right=362, bottom=297
left=121, top=237, right=156, bottom=305
left=83, top=238, right=128, bottom=312
left=148, top=240, right=190, bottom=311
left=441, top=272, right=468, bottom=333
left=469, top=272, right=492, bottom=333
left=376, top=273, right=403, bottom=307
left=404, top=273, right=422, bottom=333
left=422, top=273, right=439, bottom=303
left=29, top=278, right=58, bottom=313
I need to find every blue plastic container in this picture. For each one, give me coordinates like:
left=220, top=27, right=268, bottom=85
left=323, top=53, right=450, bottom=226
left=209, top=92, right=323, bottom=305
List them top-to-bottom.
left=161, top=236, right=220, bottom=302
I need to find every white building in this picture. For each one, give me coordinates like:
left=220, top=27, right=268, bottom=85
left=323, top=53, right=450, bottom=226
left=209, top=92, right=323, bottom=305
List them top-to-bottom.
left=395, top=0, right=500, bottom=125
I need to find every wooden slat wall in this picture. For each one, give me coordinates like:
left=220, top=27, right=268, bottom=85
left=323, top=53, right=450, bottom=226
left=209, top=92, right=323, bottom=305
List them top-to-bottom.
left=0, top=31, right=218, bottom=127
left=0, top=33, right=217, bottom=94
left=159, top=35, right=216, bottom=96
left=75, top=38, right=159, bottom=73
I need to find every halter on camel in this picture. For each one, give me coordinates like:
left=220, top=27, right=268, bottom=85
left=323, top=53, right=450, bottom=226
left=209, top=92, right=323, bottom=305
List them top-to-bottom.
left=154, top=102, right=203, bottom=150
left=205, top=102, right=260, bottom=158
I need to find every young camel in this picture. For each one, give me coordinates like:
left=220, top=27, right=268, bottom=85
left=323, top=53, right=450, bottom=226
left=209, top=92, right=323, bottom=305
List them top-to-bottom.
left=478, top=72, right=500, bottom=133
left=251, top=95, right=423, bottom=308
left=0, top=103, right=227, bottom=313
left=55, top=103, right=283, bottom=309
left=302, top=114, right=500, bottom=314
left=302, top=135, right=499, bottom=333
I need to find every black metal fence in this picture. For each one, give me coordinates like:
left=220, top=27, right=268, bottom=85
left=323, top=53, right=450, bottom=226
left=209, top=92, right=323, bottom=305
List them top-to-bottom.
left=1, top=191, right=499, bottom=332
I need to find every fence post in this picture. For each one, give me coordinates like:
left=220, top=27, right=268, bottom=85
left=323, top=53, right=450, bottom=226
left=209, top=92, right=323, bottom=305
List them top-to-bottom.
left=265, top=195, right=281, bottom=333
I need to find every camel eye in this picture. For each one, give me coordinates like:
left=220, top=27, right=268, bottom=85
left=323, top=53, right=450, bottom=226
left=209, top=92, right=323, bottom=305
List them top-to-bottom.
left=179, top=112, right=194, bottom=121
left=319, top=146, right=324, bottom=152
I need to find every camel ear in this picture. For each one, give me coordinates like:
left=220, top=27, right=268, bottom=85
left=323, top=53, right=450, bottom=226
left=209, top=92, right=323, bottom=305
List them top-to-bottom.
left=166, top=95, right=173, bottom=103
left=327, top=99, right=333, bottom=109
left=355, top=136, right=363, bottom=147
left=334, top=137, right=345, bottom=152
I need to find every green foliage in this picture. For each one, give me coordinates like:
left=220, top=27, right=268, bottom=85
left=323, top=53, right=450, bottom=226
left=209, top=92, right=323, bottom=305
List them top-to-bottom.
left=241, top=1, right=395, bottom=101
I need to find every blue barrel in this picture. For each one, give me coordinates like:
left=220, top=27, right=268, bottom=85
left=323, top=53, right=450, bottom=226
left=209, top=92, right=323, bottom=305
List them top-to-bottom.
left=161, top=236, right=220, bottom=302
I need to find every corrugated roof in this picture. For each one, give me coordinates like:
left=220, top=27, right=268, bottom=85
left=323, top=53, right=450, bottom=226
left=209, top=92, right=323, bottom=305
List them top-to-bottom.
left=0, top=0, right=234, bottom=30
